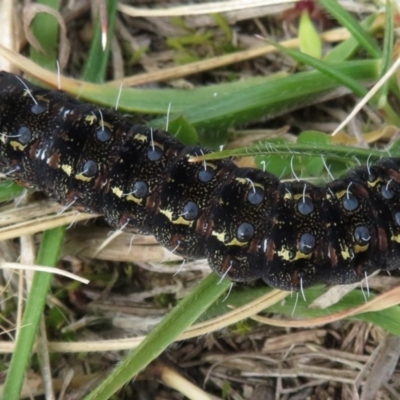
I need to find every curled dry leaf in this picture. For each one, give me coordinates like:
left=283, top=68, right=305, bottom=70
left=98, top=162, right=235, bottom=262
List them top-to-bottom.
left=22, top=3, right=70, bottom=69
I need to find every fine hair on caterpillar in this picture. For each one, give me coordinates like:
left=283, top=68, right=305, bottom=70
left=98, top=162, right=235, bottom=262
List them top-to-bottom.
left=1, top=70, right=400, bottom=292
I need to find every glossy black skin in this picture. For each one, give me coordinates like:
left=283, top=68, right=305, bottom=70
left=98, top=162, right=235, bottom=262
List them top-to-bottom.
left=1, top=71, right=400, bottom=291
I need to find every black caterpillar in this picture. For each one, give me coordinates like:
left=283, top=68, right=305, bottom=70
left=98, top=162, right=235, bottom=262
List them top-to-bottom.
left=1, top=70, right=400, bottom=292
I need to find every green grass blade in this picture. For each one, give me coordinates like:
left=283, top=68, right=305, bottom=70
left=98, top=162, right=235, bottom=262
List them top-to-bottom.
left=318, top=0, right=381, bottom=58
left=377, top=0, right=394, bottom=106
left=82, top=1, right=118, bottom=83
left=381, top=1, right=394, bottom=77
left=298, top=9, right=322, bottom=58
left=324, top=14, right=377, bottom=63
left=289, top=16, right=399, bottom=127
left=266, top=39, right=368, bottom=97
left=151, top=59, right=383, bottom=141
left=52, top=60, right=379, bottom=118
left=61, top=74, right=284, bottom=114
left=198, top=142, right=386, bottom=163
left=0, top=181, right=25, bottom=201
left=2, top=226, right=66, bottom=399
left=84, top=274, right=231, bottom=400
left=202, top=286, right=400, bottom=337
left=270, top=288, right=400, bottom=336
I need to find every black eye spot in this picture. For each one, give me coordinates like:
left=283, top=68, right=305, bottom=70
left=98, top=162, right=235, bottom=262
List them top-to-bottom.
left=31, top=102, right=47, bottom=114
left=17, top=126, right=31, bottom=144
left=96, top=126, right=112, bottom=142
left=147, top=146, right=163, bottom=161
left=82, top=160, right=98, bottom=177
left=198, top=166, right=215, bottom=183
left=133, top=181, right=147, bottom=198
left=381, top=184, right=394, bottom=199
left=247, top=187, right=264, bottom=205
left=342, top=193, right=359, bottom=211
left=297, top=197, right=314, bottom=215
left=183, top=201, right=199, bottom=221
left=395, top=212, right=400, bottom=226
left=236, top=222, right=254, bottom=242
left=354, top=225, right=370, bottom=245
left=299, top=233, right=315, bottom=254
left=297, top=270, right=306, bottom=284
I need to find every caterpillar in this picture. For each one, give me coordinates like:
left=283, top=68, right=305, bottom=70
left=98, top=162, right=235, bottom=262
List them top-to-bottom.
left=1, top=70, right=399, bottom=292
